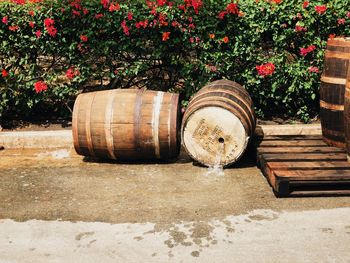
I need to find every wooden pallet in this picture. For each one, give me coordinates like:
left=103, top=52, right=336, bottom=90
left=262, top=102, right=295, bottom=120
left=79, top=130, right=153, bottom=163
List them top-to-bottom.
left=256, top=135, right=350, bottom=197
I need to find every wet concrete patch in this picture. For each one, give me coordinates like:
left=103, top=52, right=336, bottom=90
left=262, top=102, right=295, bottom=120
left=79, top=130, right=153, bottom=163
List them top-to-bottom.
left=0, top=208, right=350, bottom=262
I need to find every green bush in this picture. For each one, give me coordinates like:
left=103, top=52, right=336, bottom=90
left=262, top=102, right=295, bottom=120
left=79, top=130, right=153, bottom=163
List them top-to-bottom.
left=0, top=0, right=349, bottom=122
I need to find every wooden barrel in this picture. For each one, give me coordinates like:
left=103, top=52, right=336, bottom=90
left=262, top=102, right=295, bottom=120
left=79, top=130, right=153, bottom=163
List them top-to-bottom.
left=320, top=37, right=350, bottom=148
left=344, top=66, right=350, bottom=162
left=181, top=79, right=256, bottom=167
left=72, top=89, right=180, bottom=160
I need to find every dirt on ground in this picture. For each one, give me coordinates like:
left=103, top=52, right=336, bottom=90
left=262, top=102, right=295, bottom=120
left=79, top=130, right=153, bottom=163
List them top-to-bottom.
left=0, top=147, right=348, bottom=225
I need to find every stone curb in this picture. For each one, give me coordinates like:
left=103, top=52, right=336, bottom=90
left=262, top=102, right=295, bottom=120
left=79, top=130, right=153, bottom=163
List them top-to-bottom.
left=0, top=124, right=321, bottom=149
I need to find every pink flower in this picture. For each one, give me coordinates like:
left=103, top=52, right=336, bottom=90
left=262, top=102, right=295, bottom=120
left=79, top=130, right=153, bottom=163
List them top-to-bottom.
left=315, top=5, right=327, bottom=15
left=347, top=12, right=350, bottom=18
left=95, top=13, right=104, bottom=19
left=2, top=16, right=8, bottom=25
left=337, top=18, right=345, bottom=25
left=35, top=30, right=41, bottom=38
left=256, top=62, right=276, bottom=77
left=308, top=66, right=319, bottom=73
left=34, top=81, right=48, bottom=93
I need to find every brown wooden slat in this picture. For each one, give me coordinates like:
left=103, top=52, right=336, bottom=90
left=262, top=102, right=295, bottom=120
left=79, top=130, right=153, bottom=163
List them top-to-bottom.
left=257, top=135, right=323, bottom=141
left=258, top=140, right=327, bottom=147
left=257, top=147, right=343, bottom=154
left=262, top=153, right=347, bottom=162
left=268, top=161, right=350, bottom=170
left=274, top=170, right=350, bottom=180
left=289, top=190, right=350, bottom=197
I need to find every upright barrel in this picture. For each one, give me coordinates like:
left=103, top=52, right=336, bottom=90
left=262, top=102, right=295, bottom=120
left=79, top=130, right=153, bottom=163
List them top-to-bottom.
left=320, top=37, right=350, bottom=148
left=344, top=66, right=350, bottom=162
left=181, top=79, right=256, bottom=167
left=72, top=89, right=180, bottom=160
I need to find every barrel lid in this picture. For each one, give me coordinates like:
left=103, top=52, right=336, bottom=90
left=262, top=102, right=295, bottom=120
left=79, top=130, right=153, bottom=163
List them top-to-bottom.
left=182, top=106, right=248, bottom=167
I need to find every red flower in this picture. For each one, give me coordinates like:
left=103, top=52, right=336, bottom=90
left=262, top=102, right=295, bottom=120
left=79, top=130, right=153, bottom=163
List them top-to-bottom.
left=12, top=0, right=25, bottom=4
left=101, top=0, right=110, bottom=8
left=157, top=0, right=167, bottom=6
left=191, top=0, right=203, bottom=14
left=272, top=0, right=282, bottom=4
left=302, top=1, right=309, bottom=9
left=109, top=3, right=120, bottom=12
left=226, top=3, right=239, bottom=14
left=315, top=5, right=327, bottom=15
left=28, top=10, right=35, bottom=16
left=218, top=11, right=228, bottom=20
left=127, top=12, right=133, bottom=20
left=2, top=16, right=8, bottom=25
left=44, top=18, right=57, bottom=37
left=44, top=18, right=54, bottom=27
left=337, top=18, right=345, bottom=25
left=121, top=20, right=130, bottom=36
left=29, top=21, right=35, bottom=28
left=9, top=25, right=19, bottom=31
left=295, top=25, right=306, bottom=32
left=46, top=26, right=57, bottom=37
left=35, top=30, right=41, bottom=38
left=162, top=31, right=170, bottom=41
left=209, top=33, right=215, bottom=39
left=80, top=35, right=88, bottom=42
left=222, top=36, right=229, bottom=43
left=300, top=45, right=316, bottom=56
left=256, top=62, right=275, bottom=77
left=66, top=66, right=80, bottom=79
left=308, top=66, right=319, bottom=73
left=2, top=69, right=8, bottom=77
left=34, top=81, right=48, bottom=93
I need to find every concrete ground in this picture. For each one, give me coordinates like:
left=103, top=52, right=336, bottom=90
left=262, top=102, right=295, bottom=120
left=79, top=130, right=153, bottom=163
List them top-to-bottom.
left=0, top=144, right=349, bottom=262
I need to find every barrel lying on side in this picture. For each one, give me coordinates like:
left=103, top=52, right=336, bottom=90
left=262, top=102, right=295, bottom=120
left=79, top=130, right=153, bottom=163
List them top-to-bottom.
left=320, top=37, right=350, bottom=148
left=344, top=66, right=350, bottom=162
left=181, top=79, right=256, bottom=167
left=72, top=89, right=180, bottom=160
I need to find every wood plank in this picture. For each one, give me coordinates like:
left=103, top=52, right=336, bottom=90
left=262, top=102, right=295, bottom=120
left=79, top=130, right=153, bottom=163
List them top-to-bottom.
left=255, top=135, right=323, bottom=141
left=257, top=140, right=327, bottom=147
left=257, top=147, right=343, bottom=154
left=262, top=153, right=347, bottom=162
left=268, top=161, right=350, bottom=170
left=274, top=170, right=350, bottom=180
left=288, top=190, right=350, bottom=197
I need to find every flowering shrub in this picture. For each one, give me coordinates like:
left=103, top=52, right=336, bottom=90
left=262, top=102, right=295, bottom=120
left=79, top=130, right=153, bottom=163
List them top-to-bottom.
left=0, top=0, right=350, bottom=122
